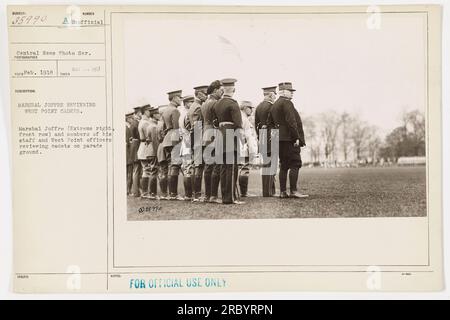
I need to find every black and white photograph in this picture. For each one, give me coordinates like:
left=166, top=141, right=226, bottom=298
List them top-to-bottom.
left=3, top=2, right=445, bottom=295
left=123, top=11, right=427, bottom=221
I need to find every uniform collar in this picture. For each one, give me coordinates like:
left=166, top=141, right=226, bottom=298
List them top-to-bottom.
left=211, top=92, right=223, bottom=100
left=263, top=97, right=274, bottom=104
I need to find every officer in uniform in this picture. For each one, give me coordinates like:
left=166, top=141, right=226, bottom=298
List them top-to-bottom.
left=212, top=78, right=243, bottom=205
left=200, top=80, right=224, bottom=203
left=269, top=82, right=308, bottom=198
left=188, top=85, right=209, bottom=201
left=255, top=86, right=277, bottom=197
left=161, top=90, right=183, bottom=200
left=180, top=95, right=195, bottom=201
left=180, top=95, right=193, bottom=129
left=238, top=100, right=258, bottom=197
left=137, top=104, right=154, bottom=198
left=144, top=105, right=161, bottom=199
left=156, top=105, right=169, bottom=199
left=130, top=106, right=142, bottom=197
left=125, top=111, right=134, bottom=195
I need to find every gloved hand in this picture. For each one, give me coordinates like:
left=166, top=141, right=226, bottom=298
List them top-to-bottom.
left=250, top=154, right=261, bottom=166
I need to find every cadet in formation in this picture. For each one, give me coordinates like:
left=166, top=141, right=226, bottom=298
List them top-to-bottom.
left=212, top=78, right=243, bottom=205
left=200, top=80, right=224, bottom=203
left=255, top=86, right=278, bottom=197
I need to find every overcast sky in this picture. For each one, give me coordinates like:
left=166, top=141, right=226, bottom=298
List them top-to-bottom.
left=123, top=12, right=426, bottom=135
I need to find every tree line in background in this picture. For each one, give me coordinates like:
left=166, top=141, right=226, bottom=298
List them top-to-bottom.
left=302, top=109, right=425, bottom=166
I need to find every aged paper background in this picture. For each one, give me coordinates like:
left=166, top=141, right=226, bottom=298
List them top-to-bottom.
left=7, top=5, right=443, bottom=293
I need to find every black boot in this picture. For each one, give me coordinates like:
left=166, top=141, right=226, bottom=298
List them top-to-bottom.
left=219, top=164, right=227, bottom=201
left=193, top=167, right=203, bottom=200
left=211, top=167, right=221, bottom=198
left=204, top=168, right=212, bottom=200
left=279, top=168, right=288, bottom=194
left=289, top=168, right=299, bottom=193
left=173, top=174, right=179, bottom=197
left=191, top=174, right=196, bottom=199
left=262, top=174, right=273, bottom=197
left=149, top=175, right=157, bottom=198
left=159, top=175, right=168, bottom=199
left=168, top=175, right=178, bottom=198
left=193, top=175, right=202, bottom=199
left=239, top=175, right=249, bottom=197
left=270, top=175, right=276, bottom=196
left=183, top=176, right=193, bottom=200
left=140, top=177, right=149, bottom=198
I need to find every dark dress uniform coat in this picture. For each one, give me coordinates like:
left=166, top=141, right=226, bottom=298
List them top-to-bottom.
left=199, top=95, right=221, bottom=199
left=212, top=95, right=243, bottom=204
left=201, top=96, right=219, bottom=146
left=213, top=96, right=243, bottom=153
left=269, top=96, right=304, bottom=170
left=268, top=97, right=303, bottom=143
left=255, top=99, right=276, bottom=197
left=255, top=99, right=274, bottom=154
left=255, top=100, right=273, bottom=138
left=293, top=107, right=305, bottom=147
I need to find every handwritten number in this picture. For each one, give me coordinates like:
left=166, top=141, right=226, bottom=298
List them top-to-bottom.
left=11, top=15, right=47, bottom=25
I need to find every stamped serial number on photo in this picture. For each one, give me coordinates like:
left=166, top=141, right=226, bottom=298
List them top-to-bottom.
left=138, top=206, right=162, bottom=214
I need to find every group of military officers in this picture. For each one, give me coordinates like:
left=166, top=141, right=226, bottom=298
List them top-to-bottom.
left=126, top=79, right=308, bottom=205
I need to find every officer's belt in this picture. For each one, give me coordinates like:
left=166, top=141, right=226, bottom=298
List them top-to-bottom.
left=219, top=121, right=234, bottom=127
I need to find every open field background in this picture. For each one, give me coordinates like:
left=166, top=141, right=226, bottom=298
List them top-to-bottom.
left=127, top=166, right=426, bottom=221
